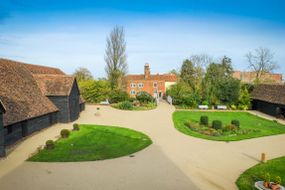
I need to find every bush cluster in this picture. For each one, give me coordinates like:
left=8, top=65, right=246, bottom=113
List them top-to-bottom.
left=109, top=89, right=129, bottom=103
left=136, top=91, right=154, bottom=104
left=117, top=101, right=133, bottom=110
left=200, top=116, right=208, bottom=126
left=212, top=120, right=222, bottom=130
left=231, top=120, right=240, bottom=127
left=73, top=123, right=80, bottom=131
left=60, top=129, right=70, bottom=138
left=45, top=140, right=55, bottom=150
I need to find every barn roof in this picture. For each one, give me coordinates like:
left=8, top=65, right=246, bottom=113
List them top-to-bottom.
left=0, top=59, right=58, bottom=126
left=23, top=62, right=65, bottom=75
left=33, top=74, right=76, bottom=96
left=126, top=74, right=177, bottom=82
left=252, top=84, right=285, bottom=105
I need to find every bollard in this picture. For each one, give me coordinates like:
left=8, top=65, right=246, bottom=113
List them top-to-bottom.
left=261, top=153, right=266, bottom=163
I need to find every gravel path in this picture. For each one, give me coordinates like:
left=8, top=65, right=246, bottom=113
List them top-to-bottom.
left=0, top=102, right=285, bottom=190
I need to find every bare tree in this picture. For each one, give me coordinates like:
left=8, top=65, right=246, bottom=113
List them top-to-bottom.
left=105, top=26, right=127, bottom=89
left=245, top=47, right=278, bottom=80
left=189, top=54, right=213, bottom=70
left=73, top=67, right=93, bottom=82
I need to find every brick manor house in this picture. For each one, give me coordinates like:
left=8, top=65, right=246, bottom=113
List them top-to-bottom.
left=0, top=58, right=85, bottom=157
left=125, top=64, right=177, bottom=98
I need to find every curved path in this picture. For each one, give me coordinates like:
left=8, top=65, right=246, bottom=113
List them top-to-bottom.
left=1, top=102, right=285, bottom=190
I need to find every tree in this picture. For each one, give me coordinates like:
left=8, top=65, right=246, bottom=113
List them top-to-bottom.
left=105, top=26, right=128, bottom=90
left=245, top=47, right=278, bottom=81
left=189, top=54, right=213, bottom=70
left=202, top=57, right=237, bottom=105
left=180, top=59, right=196, bottom=89
left=73, top=67, right=93, bottom=82
left=238, top=85, right=251, bottom=110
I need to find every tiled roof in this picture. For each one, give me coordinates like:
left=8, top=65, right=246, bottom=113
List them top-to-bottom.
left=0, top=59, right=58, bottom=126
left=23, top=63, right=65, bottom=75
left=33, top=74, right=75, bottom=96
left=126, top=74, right=177, bottom=82
left=252, top=84, right=285, bottom=105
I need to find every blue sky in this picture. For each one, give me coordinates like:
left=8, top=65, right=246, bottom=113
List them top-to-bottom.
left=0, top=0, right=285, bottom=78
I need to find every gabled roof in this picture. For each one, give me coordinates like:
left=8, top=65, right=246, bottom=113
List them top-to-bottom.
left=0, top=59, right=58, bottom=126
left=23, top=63, right=65, bottom=75
left=33, top=74, right=76, bottom=96
left=126, top=74, right=177, bottom=82
left=252, top=84, right=285, bottom=105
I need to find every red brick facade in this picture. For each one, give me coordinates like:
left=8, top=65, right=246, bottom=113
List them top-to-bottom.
left=125, top=64, right=177, bottom=98
left=233, top=71, right=283, bottom=84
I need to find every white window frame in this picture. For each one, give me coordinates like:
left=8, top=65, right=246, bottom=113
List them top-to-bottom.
left=153, top=81, right=158, bottom=88
left=130, top=83, right=136, bottom=88
left=138, top=83, right=144, bottom=88
left=130, top=90, right=136, bottom=95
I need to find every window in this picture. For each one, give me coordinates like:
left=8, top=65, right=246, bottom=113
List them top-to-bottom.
left=153, top=82, right=158, bottom=88
left=130, top=83, right=136, bottom=88
left=138, top=83, right=144, bottom=88
left=130, top=90, right=136, bottom=95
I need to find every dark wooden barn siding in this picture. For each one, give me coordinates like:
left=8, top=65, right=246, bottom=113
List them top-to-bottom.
left=69, top=82, right=80, bottom=121
left=48, top=96, right=70, bottom=123
left=252, top=99, right=285, bottom=117
left=80, top=103, right=85, bottom=112
left=0, top=111, right=5, bottom=156
left=4, top=112, right=58, bottom=146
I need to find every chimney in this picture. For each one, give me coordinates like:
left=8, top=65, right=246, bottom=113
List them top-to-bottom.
left=144, top=63, right=150, bottom=79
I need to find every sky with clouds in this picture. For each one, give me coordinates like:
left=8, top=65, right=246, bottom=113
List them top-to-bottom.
left=0, top=0, right=285, bottom=78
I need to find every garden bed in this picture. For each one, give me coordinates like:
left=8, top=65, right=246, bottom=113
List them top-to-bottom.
left=112, top=101, right=157, bottom=111
left=172, top=111, right=285, bottom=141
left=28, top=125, right=152, bottom=162
left=236, top=156, right=285, bottom=190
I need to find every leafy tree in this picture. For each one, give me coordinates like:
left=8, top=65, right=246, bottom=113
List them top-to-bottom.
left=105, top=26, right=128, bottom=90
left=245, top=47, right=278, bottom=82
left=202, top=56, right=237, bottom=105
left=73, top=67, right=93, bottom=82
left=78, top=79, right=111, bottom=103
left=167, top=82, right=200, bottom=107
left=238, top=85, right=251, bottom=110
left=108, top=89, right=129, bottom=103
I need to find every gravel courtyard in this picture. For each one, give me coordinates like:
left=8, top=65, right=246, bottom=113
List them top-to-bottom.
left=0, top=102, right=285, bottom=190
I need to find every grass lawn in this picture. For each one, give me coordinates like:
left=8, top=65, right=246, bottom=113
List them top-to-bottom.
left=173, top=111, right=285, bottom=141
left=28, top=125, right=152, bottom=162
left=236, top=156, right=285, bottom=190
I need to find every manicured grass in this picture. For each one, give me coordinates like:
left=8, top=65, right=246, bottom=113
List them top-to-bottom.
left=173, top=111, right=285, bottom=141
left=28, top=125, right=152, bottom=162
left=236, top=156, right=285, bottom=190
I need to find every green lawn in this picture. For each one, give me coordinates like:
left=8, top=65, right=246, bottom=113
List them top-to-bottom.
left=173, top=111, right=285, bottom=141
left=28, top=125, right=152, bottom=162
left=236, top=156, right=285, bottom=190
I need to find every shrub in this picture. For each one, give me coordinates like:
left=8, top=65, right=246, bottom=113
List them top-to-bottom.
left=109, top=89, right=129, bottom=103
left=136, top=91, right=154, bottom=103
left=117, top=101, right=133, bottom=110
left=200, top=116, right=209, bottom=126
left=212, top=120, right=222, bottom=130
left=231, top=120, right=240, bottom=128
left=73, top=123, right=80, bottom=131
left=223, top=124, right=239, bottom=132
left=60, top=129, right=70, bottom=138
left=45, top=140, right=55, bottom=150
left=263, top=173, right=271, bottom=182
left=273, top=176, right=281, bottom=184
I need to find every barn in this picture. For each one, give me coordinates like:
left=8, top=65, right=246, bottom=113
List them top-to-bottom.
left=0, top=58, right=85, bottom=156
left=33, top=74, right=81, bottom=122
left=252, top=84, right=285, bottom=118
